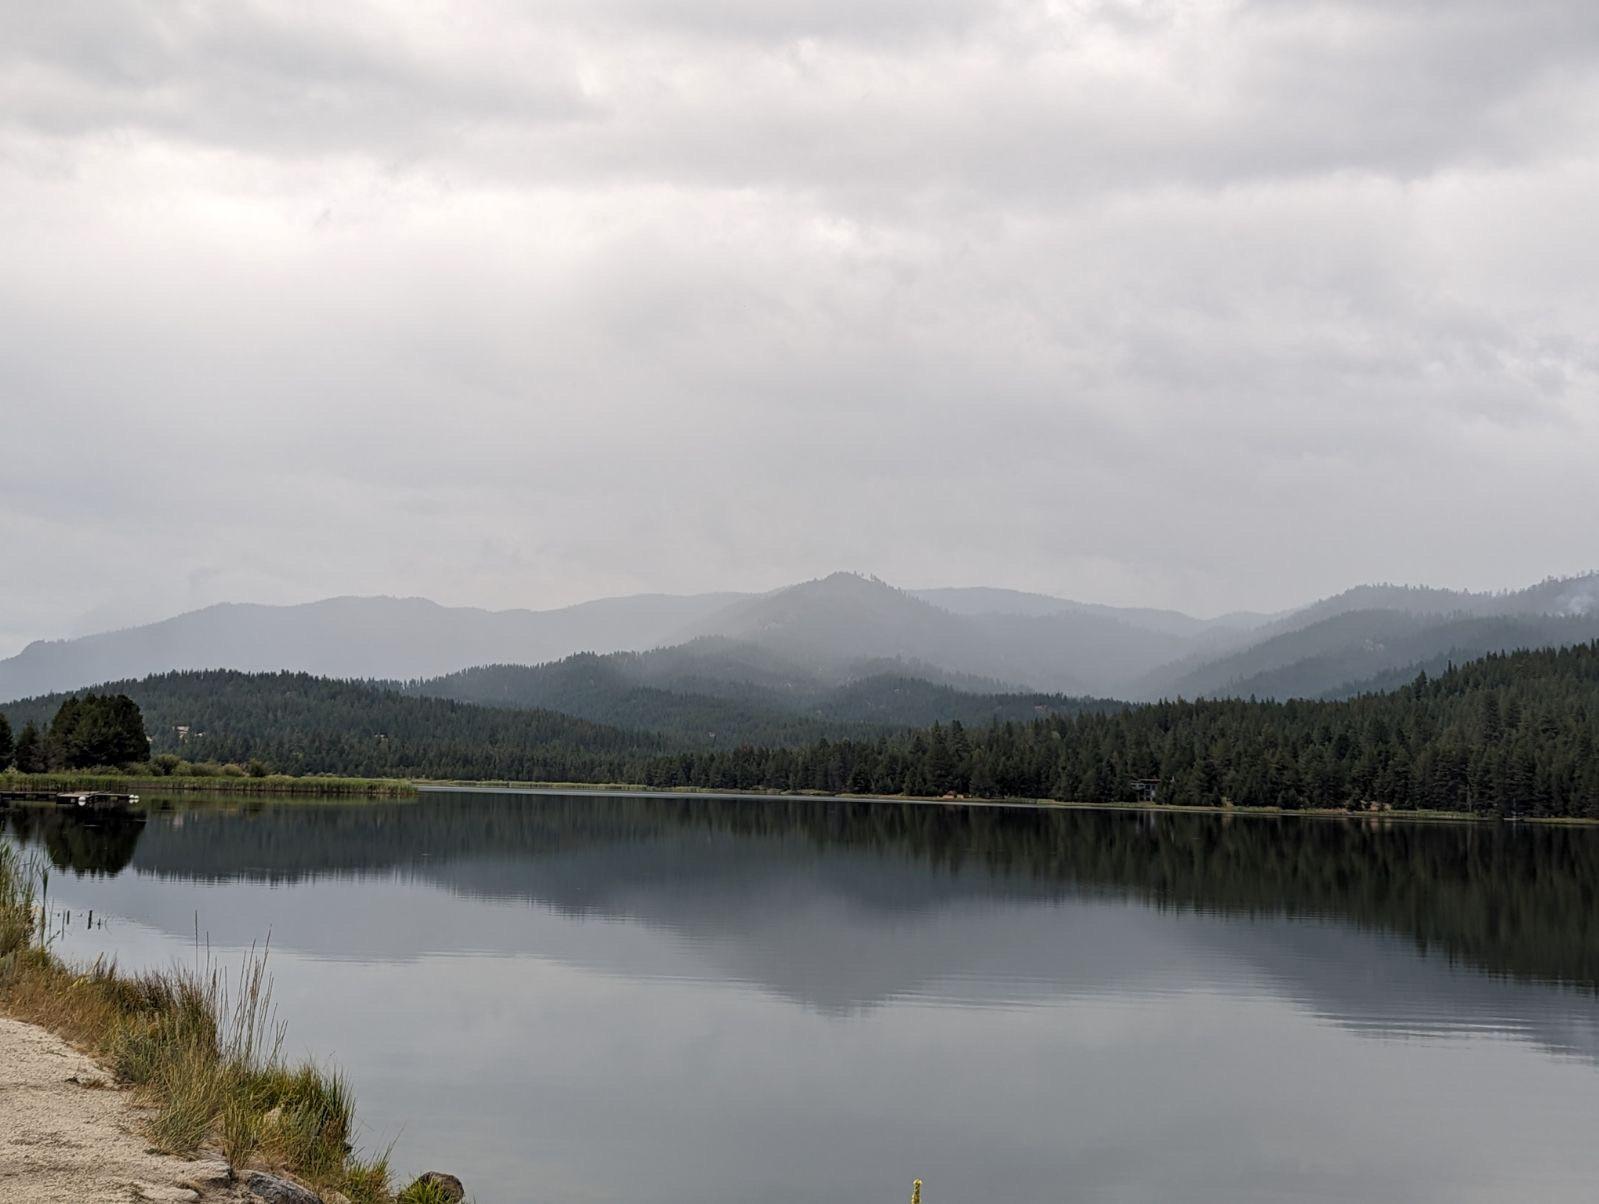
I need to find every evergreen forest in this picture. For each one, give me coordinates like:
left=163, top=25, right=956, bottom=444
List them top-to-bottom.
left=2, top=643, right=1599, bottom=818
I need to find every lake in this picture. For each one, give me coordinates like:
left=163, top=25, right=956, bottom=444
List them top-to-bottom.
left=7, top=790, right=1599, bottom=1203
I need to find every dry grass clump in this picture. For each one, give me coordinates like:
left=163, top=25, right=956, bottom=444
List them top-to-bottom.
left=0, top=845, right=395, bottom=1202
left=149, top=1042, right=229, bottom=1152
left=254, top=1063, right=358, bottom=1182
left=220, top=1091, right=264, bottom=1169
left=341, top=1154, right=401, bottom=1204
left=396, top=1179, right=459, bottom=1204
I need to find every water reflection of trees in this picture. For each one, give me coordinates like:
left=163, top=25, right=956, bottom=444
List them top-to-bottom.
left=12, top=793, right=1599, bottom=992
left=3, top=807, right=148, bottom=876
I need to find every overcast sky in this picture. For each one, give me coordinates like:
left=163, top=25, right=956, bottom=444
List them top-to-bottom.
left=2, top=0, right=1597, bottom=654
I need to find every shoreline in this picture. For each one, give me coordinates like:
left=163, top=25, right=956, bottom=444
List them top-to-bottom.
left=7, top=767, right=1590, bottom=826
left=415, top=780, right=1599, bottom=826
left=0, top=847, right=420, bottom=1204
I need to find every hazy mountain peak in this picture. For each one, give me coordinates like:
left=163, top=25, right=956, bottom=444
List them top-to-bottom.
left=7, top=570, right=1599, bottom=708
left=772, top=571, right=909, bottom=603
left=682, top=573, right=958, bottom=661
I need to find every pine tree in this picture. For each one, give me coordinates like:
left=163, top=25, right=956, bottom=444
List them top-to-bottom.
left=44, top=694, right=149, bottom=769
left=14, top=721, right=45, bottom=773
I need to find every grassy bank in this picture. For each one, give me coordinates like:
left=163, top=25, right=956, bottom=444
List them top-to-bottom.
left=1, top=770, right=414, bottom=798
left=0, top=845, right=417, bottom=1202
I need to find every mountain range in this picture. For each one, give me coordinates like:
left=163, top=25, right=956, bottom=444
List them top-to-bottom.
left=5, top=572, right=1599, bottom=724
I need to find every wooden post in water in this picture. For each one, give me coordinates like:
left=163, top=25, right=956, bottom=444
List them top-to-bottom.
left=910, top=1179, right=922, bottom=1204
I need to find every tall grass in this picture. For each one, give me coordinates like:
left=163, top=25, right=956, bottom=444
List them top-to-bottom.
left=0, top=769, right=414, bottom=797
left=0, top=845, right=395, bottom=1202
left=0, top=845, right=36, bottom=959
left=220, top=1094, right=264, bottom=1169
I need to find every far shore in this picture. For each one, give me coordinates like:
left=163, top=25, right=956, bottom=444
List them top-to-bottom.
left=8, top=769, right=1593, bottom=826
left=413, top=780, right=1599, bottom=827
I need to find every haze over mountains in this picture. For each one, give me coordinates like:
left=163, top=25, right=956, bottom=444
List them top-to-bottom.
left=4, top=572, right=1599, bottom=718
left=0, top=592, right=740, bottom=701
left=407, top=648, right=1113, bottom=748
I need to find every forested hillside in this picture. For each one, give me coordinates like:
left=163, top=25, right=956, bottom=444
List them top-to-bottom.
left=628, top=644, right=1599, bottom=818
left=6, top=646, right=1599, bottom=818
left=408, top=646, right=1114, bottom=744
left=405, top=652, right=854, bottom=745
left=0, top=670, right=662, bottom=780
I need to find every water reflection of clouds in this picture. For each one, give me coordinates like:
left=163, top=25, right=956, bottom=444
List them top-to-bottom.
left=19, top=798, right=1599, bottom=1204
left=38, top=882, right=1599, bottom=1204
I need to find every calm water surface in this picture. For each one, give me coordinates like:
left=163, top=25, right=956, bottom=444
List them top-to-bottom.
left=6, top=791, right=1599, bottom=1204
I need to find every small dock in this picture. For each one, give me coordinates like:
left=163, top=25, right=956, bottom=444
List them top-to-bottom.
left=0, top=790, right=141, bottom=812
left=56, top=791, right=141, bottom=812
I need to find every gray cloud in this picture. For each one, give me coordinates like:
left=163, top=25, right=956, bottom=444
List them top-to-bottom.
left=1, top=0, right=1597, bottom=654
left=1, top=2, right=593, bottom=155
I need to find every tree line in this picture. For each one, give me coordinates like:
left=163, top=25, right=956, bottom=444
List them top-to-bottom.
left=620, top=643, right=1599, bottom=818
left=4, top=645, right=1599, bottom=818
left=0, top=670, right=663, bottom=780
left=0, top=693, right=148, bottom=772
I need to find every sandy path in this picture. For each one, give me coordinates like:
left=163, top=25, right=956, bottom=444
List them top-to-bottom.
left=0, top=1015, right=241, bottom=1204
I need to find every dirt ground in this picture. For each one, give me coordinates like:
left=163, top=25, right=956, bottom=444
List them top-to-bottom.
left=0, top=1015, right=243, bottom=1203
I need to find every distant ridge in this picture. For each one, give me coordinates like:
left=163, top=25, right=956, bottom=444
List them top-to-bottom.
left=5, top=570, right=1599, bottom=707
left=1139, top=573, right=1599, bottom=701
left=910, top=586, right=1273, bottom=637
left=0, top=592, right=739, bottom=701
